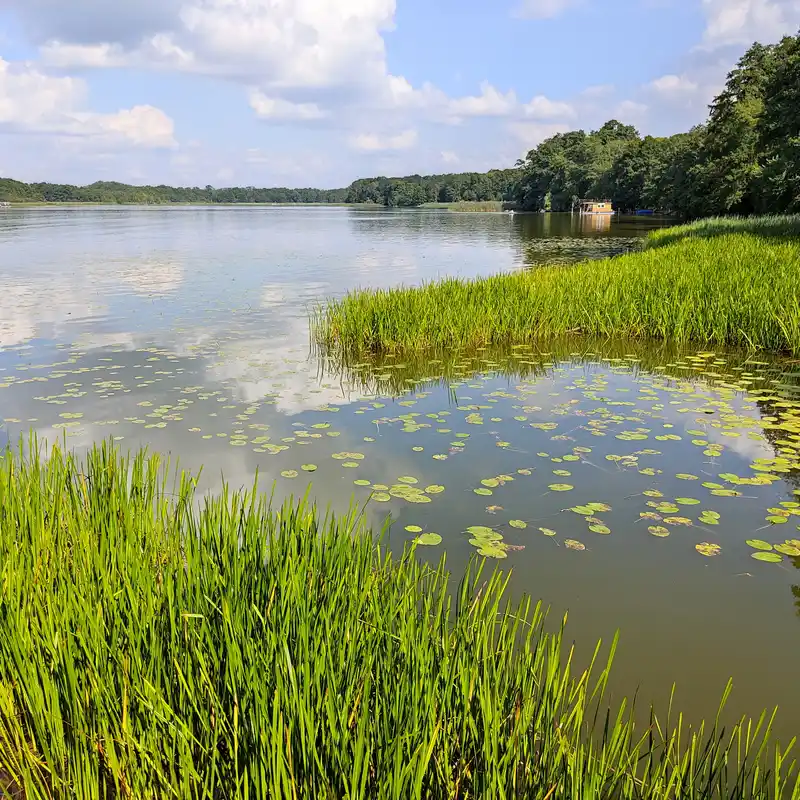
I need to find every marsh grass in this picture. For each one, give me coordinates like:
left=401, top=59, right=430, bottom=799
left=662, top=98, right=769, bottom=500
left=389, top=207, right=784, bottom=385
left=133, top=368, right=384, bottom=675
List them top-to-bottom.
left=313, top=216, right=800, bottom=358
left=0, top=438, right=799, bottom=798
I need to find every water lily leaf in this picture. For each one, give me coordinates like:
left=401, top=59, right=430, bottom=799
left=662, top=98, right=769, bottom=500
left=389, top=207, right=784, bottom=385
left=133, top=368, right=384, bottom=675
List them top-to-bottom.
left=342, top=462, right=359, bottom=468
left=301, top=464, right=317, bottom=472
left=517, top=468, right=533, bottom=475
left=553, top=469, right=572, bottom=477
left=280, top=470, right=298, bottom=479
left=676, top=473, right=698, bottom=481
left=398, top=476, right=418, bottom=484
left=481, top=478, right=499, bottom=488
left=354, top=479, right=371, bottom=486
left=425, top=484, right=445, bottom=494
left=548, top=484, right=573, bottom=492
left=474, top=488, right=493, bottom=496
left=643, top=490, right=664, bottom=498
left=372, top=493, right=391, bottom=503
left=675, top=498, right=700, bottom=505
left=587, top=502, right=611, bottom=512
left=640, top=512, right=662, bottom=521
left=766, top=515, right=788, bottom=524
left=664, top=516, right=692, bottom=526
left=509, top=519, right=527, bottom=529
left=589, top=524, right=611, bottom=534
left=405, top=525, right=423, bottom=533
left=649, top=526, right=670, bottom=537
left=539, top=527, right=557, bottom=537
left=414, top=533, right=442, bottom=546
left=564, top=539, right=585, bottom=550
left=746, top=539, right=773, bottom=551
left=695, top=542, right=721, bottom=557
left=476, top=543, right=508, bottom=559
left=775, top=543, right=800, bottom=557
left=751, top=551, right=783, bottom=563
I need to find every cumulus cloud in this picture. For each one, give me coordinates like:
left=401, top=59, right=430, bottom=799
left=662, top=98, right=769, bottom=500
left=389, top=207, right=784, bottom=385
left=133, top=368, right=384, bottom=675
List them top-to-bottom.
left=700, top=0, right=800, bottom=48
left=0, top=57, right=175, bottom=146
left=447, top=81, right=517, bottom=119
left=249, top=91, right=327, bottom=121
left=350, top=129, right=418, bottom=151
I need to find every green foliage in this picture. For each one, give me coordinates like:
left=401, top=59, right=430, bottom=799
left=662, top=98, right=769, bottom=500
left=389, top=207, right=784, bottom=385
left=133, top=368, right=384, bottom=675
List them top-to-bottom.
left=314, top=216, right=800, bottom=357
left=1, top=438, right=799, bottom=798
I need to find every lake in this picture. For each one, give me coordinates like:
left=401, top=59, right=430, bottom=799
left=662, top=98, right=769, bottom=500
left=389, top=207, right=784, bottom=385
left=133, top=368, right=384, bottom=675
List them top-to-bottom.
left=1, top=205, right=799, bottom=744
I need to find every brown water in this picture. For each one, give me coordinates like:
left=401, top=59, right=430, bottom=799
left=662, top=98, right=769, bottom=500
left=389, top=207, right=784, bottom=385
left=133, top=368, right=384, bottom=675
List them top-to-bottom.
left=1, top=206, right=798, bottom=745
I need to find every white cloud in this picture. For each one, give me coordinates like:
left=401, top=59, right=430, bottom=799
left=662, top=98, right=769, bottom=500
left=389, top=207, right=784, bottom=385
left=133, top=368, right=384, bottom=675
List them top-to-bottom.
left=514, top=0, right=582, bottom=19
left=700, top=0, right=800, bottom=48
left=0, top=57, right=175, bottom=146
left=649, top=74, right=701, bottom=97
left=447, top=81, right=517, bottom=119
left=249, top=91, right=327, bottom=120
left=523, top=94, right=576, bottom=119
left=508, top=121, right=572, bottom=148
left=350, top=129, right=418, bottom=151
left=441, top=150, right=460, bottom=164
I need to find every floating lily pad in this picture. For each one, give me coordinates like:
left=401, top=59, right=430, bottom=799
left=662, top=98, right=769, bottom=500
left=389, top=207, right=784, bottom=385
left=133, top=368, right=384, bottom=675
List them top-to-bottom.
left=301, top=464, right=317, bottom=472
left=280, top=470, right=298, bottom=479
left=398, top=476, right=418, bottom=484
left=481, top=478, right=499, bottom=488
left=354, top=479, right=371, bottom=486
left=425, top=484, right=445, bottom=494
left=548, top=484, right=573, bottom=492
left=474, top=488, right=493, bottom=496
left=372, top=493, right=391, bottom=502
left=675, top=498, right=701, bottom=506
left=766, top=516, right=788, bottom=524
left=509, top=519, right=527, bottom=529
left=589, top=524, right=611, bottom=535
left=405, top=525, right=423, bottom=533
left=649, top=526, right=670, bottom=537
left=539, top=527, right=557, bottom=537
left=414, top=533, right=442, bottom=546
left=564, top=539, right=585, bottom=551
left=746, top=539, right=773, bottom=551
left=695, top=542, right=721, bottom=557
left=775, top=543, right=800, bottom=557
left=751, top=551, right=783, bottom=563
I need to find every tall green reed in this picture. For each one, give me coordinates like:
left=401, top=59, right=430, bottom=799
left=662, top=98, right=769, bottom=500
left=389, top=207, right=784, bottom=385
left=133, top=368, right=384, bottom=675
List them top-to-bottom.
left=312, top=216, right=800, bottom=358
left=0, top=438, right=798, bottom=798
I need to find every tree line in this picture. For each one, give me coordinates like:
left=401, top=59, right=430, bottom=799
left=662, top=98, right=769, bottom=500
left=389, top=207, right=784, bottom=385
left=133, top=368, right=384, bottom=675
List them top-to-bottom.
left=2, top=31, right=798, bottom=216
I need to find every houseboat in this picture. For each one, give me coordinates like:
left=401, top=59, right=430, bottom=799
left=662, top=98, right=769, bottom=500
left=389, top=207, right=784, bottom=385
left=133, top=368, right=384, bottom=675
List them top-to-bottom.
left=577, top=199, right=614, bottom=215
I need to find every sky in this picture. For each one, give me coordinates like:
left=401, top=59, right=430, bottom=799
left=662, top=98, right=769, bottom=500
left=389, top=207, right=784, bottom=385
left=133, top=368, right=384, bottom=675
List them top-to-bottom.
left=1, top=0, right=799, bottom=188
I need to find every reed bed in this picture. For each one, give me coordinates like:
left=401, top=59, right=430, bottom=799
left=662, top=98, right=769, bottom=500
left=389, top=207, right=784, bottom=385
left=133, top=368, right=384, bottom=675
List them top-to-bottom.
left=312, top=216, right=800, bottom=358
left=0, top=439, right=798, bottom=798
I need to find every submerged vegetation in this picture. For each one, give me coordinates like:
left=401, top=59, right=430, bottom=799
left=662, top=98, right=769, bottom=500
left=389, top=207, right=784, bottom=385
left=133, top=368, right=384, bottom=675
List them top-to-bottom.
left=313, top=216, right=800, bottom=358
left=0, top=439, right=799, bottom=798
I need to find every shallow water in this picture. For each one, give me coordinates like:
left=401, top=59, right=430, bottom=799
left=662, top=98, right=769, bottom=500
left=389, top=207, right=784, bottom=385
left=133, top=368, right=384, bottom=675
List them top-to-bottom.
left=2, top=206, right=799, bottom=743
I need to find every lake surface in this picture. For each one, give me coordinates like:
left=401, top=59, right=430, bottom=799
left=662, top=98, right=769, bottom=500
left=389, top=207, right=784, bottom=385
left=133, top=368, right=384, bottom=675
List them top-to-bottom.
left=2, top=206, right=799, bottom=743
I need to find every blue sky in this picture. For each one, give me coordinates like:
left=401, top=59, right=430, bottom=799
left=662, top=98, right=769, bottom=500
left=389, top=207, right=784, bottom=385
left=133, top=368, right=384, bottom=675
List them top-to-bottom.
left=1, top=0, right=799, bottom=188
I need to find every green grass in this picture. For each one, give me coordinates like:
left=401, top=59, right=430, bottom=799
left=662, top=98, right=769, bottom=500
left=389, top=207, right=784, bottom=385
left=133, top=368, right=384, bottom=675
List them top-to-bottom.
left=422, top=201, right=511, bottom=212
left=313, top=215, right=800, bottom=358
left=1, top=438, right=799, bottom=798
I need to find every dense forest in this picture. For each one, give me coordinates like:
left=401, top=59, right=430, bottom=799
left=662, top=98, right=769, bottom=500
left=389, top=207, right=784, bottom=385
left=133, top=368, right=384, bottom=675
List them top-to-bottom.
left=2, top=31, right=798, bottom=216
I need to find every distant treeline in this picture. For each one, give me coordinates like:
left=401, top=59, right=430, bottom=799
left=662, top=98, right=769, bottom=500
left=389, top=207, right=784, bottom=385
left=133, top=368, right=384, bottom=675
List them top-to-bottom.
left=2, top=32, right=798, bottom=217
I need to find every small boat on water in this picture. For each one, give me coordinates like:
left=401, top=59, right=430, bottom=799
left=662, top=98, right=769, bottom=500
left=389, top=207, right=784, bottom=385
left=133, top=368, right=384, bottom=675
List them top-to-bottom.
left=576, top=199, right=614, bottom=216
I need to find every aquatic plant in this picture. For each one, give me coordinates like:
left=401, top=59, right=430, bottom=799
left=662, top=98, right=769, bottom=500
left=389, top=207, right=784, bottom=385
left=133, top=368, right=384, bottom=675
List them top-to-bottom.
left=313, top=215, right=800, bottom=357
left=1, top=438, right=799, bottom=798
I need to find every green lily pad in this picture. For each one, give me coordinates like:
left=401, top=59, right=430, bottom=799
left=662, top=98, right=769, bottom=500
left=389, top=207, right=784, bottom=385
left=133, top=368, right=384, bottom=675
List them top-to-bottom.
left=301, top=464, right=317, bottom=472
left=280, top=470, right=298, bottom=479
left=398, top=476, right=418, bottom=484
left=354, top=479, right=371, bottom=486
left=425, top=484, right=445, bottom=494
left=549, top=484, right=573, bottom=492
left=474, top=488, right=493, bottom=496
left=372, top=493, right=391, bottom=502
left=675, top=498, right=701, bottom=506
left=766, top=515, right=788, bottom=524
left=509, top=519, right=527, bottom=529
left=589, top=524, right=611, bottom=535
left=405, top=525, right=423, bottom=533
left=649, top=526, right=670, bottom=538
left=539, top=527, right=557, bottom=537
left=414, top=533, right=443, bottom=546
left=746, top=539, right=773, bottom=551
left=476, top=543, right=508, bottom=559
left=775, top=543, right=800, bottom=557
left=751, top=551, right=783, bottom=563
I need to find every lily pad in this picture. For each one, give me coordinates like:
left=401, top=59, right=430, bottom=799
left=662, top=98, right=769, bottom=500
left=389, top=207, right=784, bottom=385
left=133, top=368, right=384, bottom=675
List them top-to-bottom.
left=301, top=464, right=317, bottom=472
left=280, top=470, right=298, bottom=479
left=398, top=476, right=418, bottom=484
left=354, top=479, right=371, bottom=486
left=425, top=484, right=445, bottom=494
left=548, top=484, right=574, bottom=492
left=474, top=488, right=493, bottom=496
left=508, top=519, right=527, bottom=529
left=589, top=524, right=611, bottom=535
left=405, top=525, right=423, bottom=533
left=649, top=526, right=670, bottom=538
left=539, top=527, right=557, bottom=537
left=414, top=533, right=443, bottom=546
left=564, top=539, right=585, bottom=551
left=746, top=539, right=773, bottom=551
left=695, top=542, right=721, bottom=557
left=775, top=543, right=800, bottom=557
left=751, top=551, right=783, bottom=563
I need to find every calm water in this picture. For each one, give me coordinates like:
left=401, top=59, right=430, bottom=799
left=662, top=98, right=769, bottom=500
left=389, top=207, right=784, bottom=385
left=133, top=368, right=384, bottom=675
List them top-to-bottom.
left=2, top=206, right=799, bottom=742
